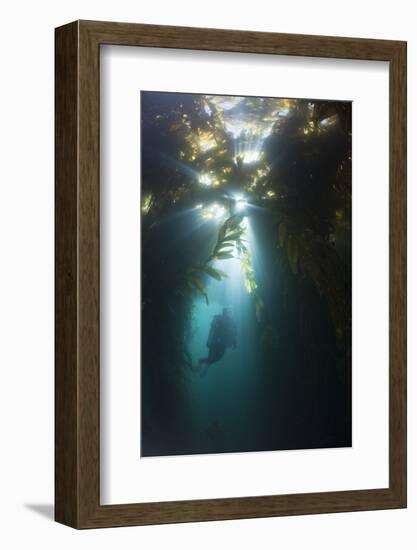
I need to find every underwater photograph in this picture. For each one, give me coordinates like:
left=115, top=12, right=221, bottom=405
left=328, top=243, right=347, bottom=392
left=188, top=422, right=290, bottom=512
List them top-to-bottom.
left=140, top=91, right=352, bottom=457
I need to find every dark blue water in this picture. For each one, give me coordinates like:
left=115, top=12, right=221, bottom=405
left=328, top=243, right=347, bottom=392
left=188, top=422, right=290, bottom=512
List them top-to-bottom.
left=186, top=250, right=264, bottom=454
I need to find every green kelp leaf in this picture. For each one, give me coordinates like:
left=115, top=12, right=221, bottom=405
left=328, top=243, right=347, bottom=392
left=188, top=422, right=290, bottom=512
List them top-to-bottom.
left=226, top=215, right=244, bottom=230
left=217, top=221, right=227, bottom=242
left=225, top=230, right=245, bottom=242
left=220, top=239, right=239, bottom=247
left=216, top=243, right=236, bottom=252
left=214, top=251, right=235, bottom=260
left=202, top=265, right=229, bottom=281
left=213, top=268, right=229, bottom=279
left=190, top=277, right=209, bottom=304
left=249, top=279, right=258, bottom=292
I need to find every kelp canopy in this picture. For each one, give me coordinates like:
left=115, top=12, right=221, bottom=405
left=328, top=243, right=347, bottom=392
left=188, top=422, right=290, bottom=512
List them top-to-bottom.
left=141, top=91, right=352, bottom=457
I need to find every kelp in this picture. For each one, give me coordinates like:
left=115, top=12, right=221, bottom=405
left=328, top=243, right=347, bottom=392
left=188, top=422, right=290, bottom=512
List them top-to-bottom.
left=141, top=92, right=351, bottom=374
left=141, top=92, right=352, bottom=455
left=266, top=100, right=351, bottom=350
left=180, top=212, right=265, bottom=322
left=182, top=214, right=244, bottom=303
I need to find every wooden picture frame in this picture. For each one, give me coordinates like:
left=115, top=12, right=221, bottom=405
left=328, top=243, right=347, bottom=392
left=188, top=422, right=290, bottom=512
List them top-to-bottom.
left=55, top=20, right=407, bottom=528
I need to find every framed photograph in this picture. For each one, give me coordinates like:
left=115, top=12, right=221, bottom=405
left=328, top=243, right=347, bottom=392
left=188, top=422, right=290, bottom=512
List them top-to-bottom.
left=55, top=20, right=406, bottom=528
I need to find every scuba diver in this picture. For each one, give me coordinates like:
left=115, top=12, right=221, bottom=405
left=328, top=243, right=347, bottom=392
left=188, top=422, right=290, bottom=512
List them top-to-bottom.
left=198, top=308, right=237, bottom=376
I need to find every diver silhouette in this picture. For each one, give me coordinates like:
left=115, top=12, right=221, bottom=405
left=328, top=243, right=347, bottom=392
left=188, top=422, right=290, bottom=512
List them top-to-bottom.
left=199, top=308, right=237, bottom=375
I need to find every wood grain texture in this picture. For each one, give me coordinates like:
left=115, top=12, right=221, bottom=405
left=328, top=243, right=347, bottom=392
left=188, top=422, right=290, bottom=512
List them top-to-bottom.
left=55, top=20, right=407, bottom=529
left=55, top=21, right=79, bottom=527
left=388, top=41, right=407, bottom=504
